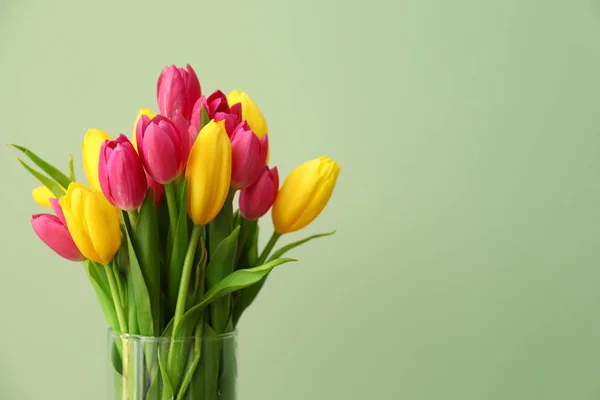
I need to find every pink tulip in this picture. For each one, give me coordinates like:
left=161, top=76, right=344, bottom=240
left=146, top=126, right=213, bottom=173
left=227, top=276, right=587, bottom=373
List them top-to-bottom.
left=157, top=64, right=201, bottom=122
left=189, top=90, right=242, bottom=144
left=136, top=115, right=184, bottom=184
left=230, top=122, right=269, bottom=190
left=98, top=134, right=147, bottom=211
left=239, top=166, right=279, bottom=220
left=31, top=200, right=85, bottom=261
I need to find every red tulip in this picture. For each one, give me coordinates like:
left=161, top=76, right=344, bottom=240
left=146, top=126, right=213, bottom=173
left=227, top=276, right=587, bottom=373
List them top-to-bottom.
left=98, top=135, right=147, bottom=211
left=239, top=166, right=279, bottom=220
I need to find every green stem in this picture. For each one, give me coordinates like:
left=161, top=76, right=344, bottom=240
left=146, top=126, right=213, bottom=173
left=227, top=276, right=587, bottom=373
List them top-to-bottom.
left=164, top=182, right=179, bottom=242
left=127, top=209, right=138, bottom=229
left=235, top=216, right=251, bottom=266
left=172, top=225, right=202, bottom=332
left=257, top=232, right=281, bottom=266
left=106, top=262, right=128, bottom=333
left=112, top=263, right=126, bottom=308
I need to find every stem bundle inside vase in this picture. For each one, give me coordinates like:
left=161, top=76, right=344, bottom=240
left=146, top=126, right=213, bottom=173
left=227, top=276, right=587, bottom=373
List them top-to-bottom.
left=14, top=63, right=341, bottom=399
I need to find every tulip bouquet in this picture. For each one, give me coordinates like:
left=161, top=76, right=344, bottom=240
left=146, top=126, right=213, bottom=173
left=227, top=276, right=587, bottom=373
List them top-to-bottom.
left=13, top=64, right=340, bottom=399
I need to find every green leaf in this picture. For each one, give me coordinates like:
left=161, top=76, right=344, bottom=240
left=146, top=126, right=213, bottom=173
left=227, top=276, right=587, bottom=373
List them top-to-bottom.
left=201, top=104, right=210, bottom=128
left=11, top=144, right=72, bottom=189
left=68, top=153, right=76, bottom=181
left=17, top=158, right=64, bottom=198
left=168, top=179, right=190, bottom=313
left=133, top=193, right=162, bottom=335
left=208, top=193, right=234, bottom=257
left=123, top=211, right=154, bottom=336
left=235, top=218, right=258, bottom=270
left=206, top=226, right=240, bottom=333
left=269, top=230, right=336, bottom=261
left=234, top=231, right=335, bottom=327
left=187, top=237, right=207, bottom=309
left=175, top=258, right=295, bottom=338
left=84, top=260, right=119, bottom=332
left=127, top=271, right=139, bottom=335
left=175, top=319, right=204, bottom=400
left=184, top=323, right=220, bottom=400
left=218, top=332, right=237, bottom=399
left=158, top=343, right=175, bottom=400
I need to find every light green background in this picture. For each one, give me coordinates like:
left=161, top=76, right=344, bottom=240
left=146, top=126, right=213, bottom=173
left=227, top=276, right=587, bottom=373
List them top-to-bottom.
left=1, top=0, right=600, bottom=399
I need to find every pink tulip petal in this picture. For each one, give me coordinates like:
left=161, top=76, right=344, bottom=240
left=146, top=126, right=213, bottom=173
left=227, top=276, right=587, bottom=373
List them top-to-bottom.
left=31, top=214, right=85, bottom=261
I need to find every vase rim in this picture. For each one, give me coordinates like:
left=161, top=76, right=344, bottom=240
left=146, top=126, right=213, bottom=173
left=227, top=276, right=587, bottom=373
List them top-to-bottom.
left=107, top=328, right=237, bottom=342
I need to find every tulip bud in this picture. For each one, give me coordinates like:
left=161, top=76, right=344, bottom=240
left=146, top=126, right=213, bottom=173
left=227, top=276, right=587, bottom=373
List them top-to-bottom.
left=157, top=64, right=201, bottom=122
left=189, top=90, right=242, bottom=143
left=226, top=90, right=268, bottom=137
left=132, top=108, right=156, bottom=151
left=136, top=115, right=184, bottom=184
left=185, top=120, right=232, bottom=226
left=230, top=122, right=269, bottom=190
left=83, top=128, right=111, bottom=191
left=98, top=134, right=148, bottom=211
left=272, top=156, right=340, bottom=234
left=239, top=166, right=279, bottom=220
left=59, top=182, right=122, bottom=264
left=32, top=185, right=56, bottom=208
left=31, top=199, right=85, bottom=262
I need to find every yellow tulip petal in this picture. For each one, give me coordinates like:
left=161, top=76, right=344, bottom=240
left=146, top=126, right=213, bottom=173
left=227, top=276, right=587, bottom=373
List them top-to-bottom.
left=226, top=90, right=268, bottom=137
left=186, top=120, right=232, bottom=225
left=82, top=128, right=112, bottom=191
left=272, top=156, right=340, bottom=234
left=272, top=158, right=321, bottom=232
left=288, top=162, right=340, bottom=232
left=60, top=183, right=101, bottom=262
left=32, top=185, right=55, bottom=208
left=85, top=190, right=121, bottom=264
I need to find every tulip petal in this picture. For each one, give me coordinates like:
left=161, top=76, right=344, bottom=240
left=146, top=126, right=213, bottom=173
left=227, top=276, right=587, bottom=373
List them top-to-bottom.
left=132, top=108, right=155, bottom=151
left=186, top=120, right=232, bottom=225
left=83, top=128, right=112, bottom=191
left=272, top=156, right=340, bottom=234
left=61, top=184, right=102, bottom=262
left=32, top=185, right=55, bottom=208
left=85, top=191, right=121, bottom=264
left=50, top=198, right=67, bottom=226
left=31, top=214, right=85, bottom=261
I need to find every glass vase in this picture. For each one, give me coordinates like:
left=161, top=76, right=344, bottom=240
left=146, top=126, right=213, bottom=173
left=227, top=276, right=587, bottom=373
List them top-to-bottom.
left=107, top=330, right=237, bottom=400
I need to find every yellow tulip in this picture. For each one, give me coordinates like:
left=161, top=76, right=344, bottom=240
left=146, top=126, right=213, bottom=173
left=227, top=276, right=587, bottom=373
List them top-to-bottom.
left=226, top=90, right=268, bottom=137
left=132, top=108, right=156, bottom=151
left=185, top=120, right=232, bottom=225
left=82, top=128, right=111, bottom=191
left=272, top=156, right=341, bottom=234
left=59, top=182, right=122, bottom=264
left=32, top=185, right=56, bottom=208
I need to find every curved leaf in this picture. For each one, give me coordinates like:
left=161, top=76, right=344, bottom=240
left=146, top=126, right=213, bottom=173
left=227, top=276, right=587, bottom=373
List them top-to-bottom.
left=11, top=144, right=72, bottom=188
left=17, top=158, right=64, bottom=198
left=168, top=179, right=190, bottom=313
left=134, top=192, right=162, bottom=334
left=123, top=211, right=154, bottom=336
left=206, top=225, right=239, bottom=333
left=268, top=230, right=336, bottom=262
left=175, top=258, right=295, bottom=337
left=84, top=260, right=119, bottom=332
